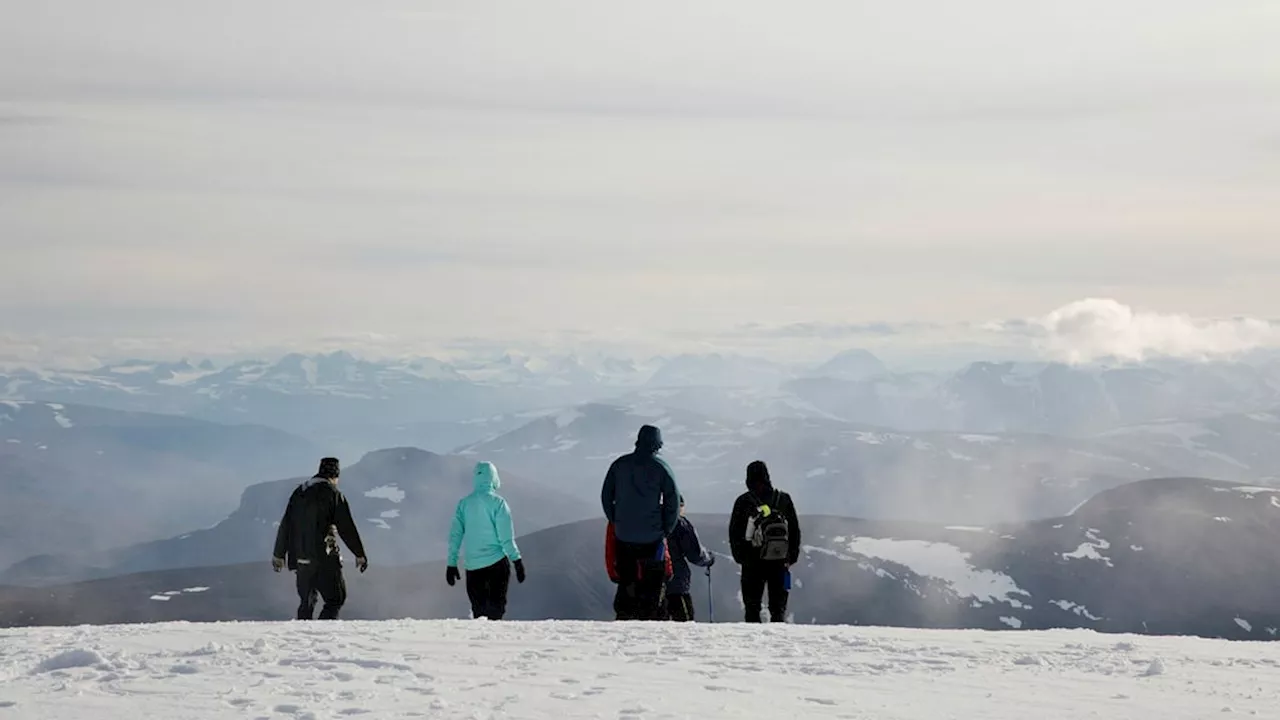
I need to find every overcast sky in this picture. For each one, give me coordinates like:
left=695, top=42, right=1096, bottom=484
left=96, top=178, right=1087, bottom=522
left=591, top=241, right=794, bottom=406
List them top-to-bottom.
left=3, top=0, right=1279, bottom=364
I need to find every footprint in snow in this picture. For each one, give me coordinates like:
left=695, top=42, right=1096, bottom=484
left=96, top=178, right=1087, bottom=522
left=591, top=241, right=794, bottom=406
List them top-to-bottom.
left=805, top=698, right=838, bottom=706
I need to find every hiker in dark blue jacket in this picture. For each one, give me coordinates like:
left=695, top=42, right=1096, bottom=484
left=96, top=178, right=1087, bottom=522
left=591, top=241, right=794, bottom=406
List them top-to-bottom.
left=601, top=424, right=681, bottom=620
left=665, top=494, right=714, bottom=622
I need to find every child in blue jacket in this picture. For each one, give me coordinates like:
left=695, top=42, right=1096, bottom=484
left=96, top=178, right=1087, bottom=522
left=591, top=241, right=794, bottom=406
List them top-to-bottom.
left=446, top=462, right=526, bottom=619
left=666, top=494, right=715, bottom=621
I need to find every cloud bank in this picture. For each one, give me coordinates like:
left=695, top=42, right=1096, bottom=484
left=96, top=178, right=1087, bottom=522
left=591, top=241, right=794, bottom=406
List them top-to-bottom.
left=1033, top=299, right=1280, bottom=364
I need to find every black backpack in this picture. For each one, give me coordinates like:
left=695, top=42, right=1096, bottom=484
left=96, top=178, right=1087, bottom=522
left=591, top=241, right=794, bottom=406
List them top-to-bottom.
left=750, top=491, right=790, bottom=562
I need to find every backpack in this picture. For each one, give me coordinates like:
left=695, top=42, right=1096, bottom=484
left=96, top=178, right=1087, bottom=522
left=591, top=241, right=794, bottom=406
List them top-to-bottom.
left=749, top=492, right=790, bottom=562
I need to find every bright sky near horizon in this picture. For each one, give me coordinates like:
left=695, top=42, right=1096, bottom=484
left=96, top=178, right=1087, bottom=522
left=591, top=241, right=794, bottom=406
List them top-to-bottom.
left=3, top=0, right=1279, bottom=362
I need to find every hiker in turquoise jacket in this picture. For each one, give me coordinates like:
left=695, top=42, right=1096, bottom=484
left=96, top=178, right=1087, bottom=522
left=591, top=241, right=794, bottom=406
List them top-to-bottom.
left=446, top=461, right=526, bottom=619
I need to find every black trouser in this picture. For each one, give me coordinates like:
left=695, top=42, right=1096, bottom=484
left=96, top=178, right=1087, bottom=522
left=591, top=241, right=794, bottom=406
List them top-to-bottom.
left=613, top=539, right=666, bottom=621
left=466, top=558, right=511, bottom=620
left=296, top=561, right=346, bottom=620
left=741, top=561, right=788, bottom=623
left=666, top=592, right=695, bottom=622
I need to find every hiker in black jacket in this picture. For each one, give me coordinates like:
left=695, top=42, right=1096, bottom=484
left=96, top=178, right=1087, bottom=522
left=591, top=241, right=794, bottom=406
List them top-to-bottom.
left=272, top=457, right=368, bottom=620
left=728, top=460, right=801, bottom=623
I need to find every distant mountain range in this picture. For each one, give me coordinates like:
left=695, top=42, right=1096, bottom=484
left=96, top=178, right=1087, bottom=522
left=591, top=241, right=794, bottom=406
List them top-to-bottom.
left=5, top=352, right=1280, bottom=460
left=0, top=401, right=316, bottom=569
left=4, top=477, right=1278, bottom=642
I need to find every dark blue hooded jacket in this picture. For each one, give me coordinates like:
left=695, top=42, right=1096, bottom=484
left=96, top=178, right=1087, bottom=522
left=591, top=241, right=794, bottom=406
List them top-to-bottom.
left=601, top=425, right=680, bottom=544
left=666, top=515, right=714, bottom=595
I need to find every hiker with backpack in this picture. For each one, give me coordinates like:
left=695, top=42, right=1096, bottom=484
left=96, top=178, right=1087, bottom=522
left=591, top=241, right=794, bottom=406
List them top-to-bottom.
left=601, top=424, right=681, bottom=620
left=272, top=457, right=369, bottom=620
left=729, top=460, right=801, bottom=623
left=446, top=461, right=526, bottom=620
left=665, top=494, right=715, bottom=622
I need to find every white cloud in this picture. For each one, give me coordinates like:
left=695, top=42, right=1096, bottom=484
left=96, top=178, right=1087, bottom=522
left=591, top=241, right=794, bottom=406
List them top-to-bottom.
left=1034, top=298, right=1280, bottom=363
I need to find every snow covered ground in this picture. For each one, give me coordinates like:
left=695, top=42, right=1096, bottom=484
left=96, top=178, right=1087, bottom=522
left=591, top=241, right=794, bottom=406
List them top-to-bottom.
left=3, top=621, right=1279, bottom=719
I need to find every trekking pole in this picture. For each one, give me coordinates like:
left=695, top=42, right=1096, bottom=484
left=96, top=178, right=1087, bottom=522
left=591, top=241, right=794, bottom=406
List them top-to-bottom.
left=706, top=566, right=714, bottom=623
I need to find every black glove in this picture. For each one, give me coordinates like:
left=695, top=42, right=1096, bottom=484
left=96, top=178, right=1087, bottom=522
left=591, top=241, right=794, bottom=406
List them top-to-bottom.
left=271, top=556, right=285, bottom=573
left=355, top=556, right=368, bottom=574
left=513, top=558, right=526, bottom=584
left=446, top=566, right=460, bottom=587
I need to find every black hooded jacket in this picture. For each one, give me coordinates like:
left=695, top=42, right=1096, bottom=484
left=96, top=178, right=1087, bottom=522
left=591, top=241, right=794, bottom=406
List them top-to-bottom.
left=273, top=477, right=366, bottom=569
left=729, top=481, right=801, bottom=566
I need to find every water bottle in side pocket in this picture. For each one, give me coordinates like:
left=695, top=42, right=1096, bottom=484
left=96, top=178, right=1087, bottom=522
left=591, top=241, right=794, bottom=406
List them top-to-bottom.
left=783, top=569, right=792, bottom=591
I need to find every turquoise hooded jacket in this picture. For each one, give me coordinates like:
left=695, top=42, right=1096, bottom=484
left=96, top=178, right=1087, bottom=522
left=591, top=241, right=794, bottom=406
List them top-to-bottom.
left=447, top=462, right=522, bottom=571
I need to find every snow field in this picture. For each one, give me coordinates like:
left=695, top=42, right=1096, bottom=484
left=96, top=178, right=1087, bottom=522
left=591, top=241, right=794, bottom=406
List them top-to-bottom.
left=3, top=620, right=1280, bottom=719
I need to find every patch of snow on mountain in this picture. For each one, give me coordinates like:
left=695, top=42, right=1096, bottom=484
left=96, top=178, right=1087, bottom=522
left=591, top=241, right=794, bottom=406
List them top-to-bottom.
left=299, top=358, right=319, bottom=386
left=109, top=364, right=157, bottom=375
left=159, top=368, right=220, bottom=386
left=0, top=400, right=25, bottom=411
left=46, top=403, right=64, bottom=411
left=48, top=404, right=73, bottom=428
left=1247, top=412, right=1279, bottom=422
left=958, top=434, right=1000, bottom=444
left=549, top=438, right=581, bottom=453
left=912, top=439, right=933, bottom=451
left=948, top=450, right=975, bottom=462
left=806, top=468, right=828, bottom=478
left=365, top=485, right=406, bottom=503
left=1216, top=486, right=1280, bottom=495
left=380, top=510, right=400, bottom=519
left=1214, top=517, right=1231, bottom=523
left=369, top=518, right=391, bottom=530
left=945, top=526, right=987, bottom=533
left=1062, top=529, right=1113, bottom=567
left=841, top=536, right=1031, bottom=606
left=149, top=595, right=171, bottom=601
left=1050, top=600, right=1102, bottom=621
left=1000, top=616, right=1023, bottom=629
left=1235, top=618, right=1253, bottom=632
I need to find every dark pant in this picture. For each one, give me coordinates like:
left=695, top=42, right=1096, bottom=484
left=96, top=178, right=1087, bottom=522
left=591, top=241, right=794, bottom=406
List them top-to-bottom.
left=613, top=540, right=666, bottom=621
left=465, top=558, right=511, bottom=620
left=296, top=561, right=346, bottom=620
left=741, top=561, right=788, bottom=623
left=666, top=592, right=695, bottom=622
